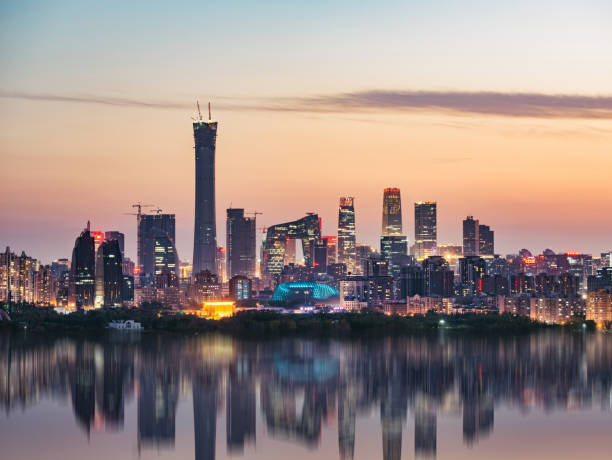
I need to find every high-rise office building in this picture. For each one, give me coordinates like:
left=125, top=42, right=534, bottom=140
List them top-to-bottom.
left=193, top=104, right=218, bottom=275
left=382, top=188, right=402, bottom=236
left=338, top=197, right=357, bottom=274
left=414, top=202, right=437, bottom=260
left=226, top=208, right=257, bottom=279
left=138, top=213, right=176, bottom=286
left=263, top=214, right=321, bottom=276
left=463, top=216, right=480, bottom=257
left=69, top=223, right=96, bottom=309
left=478, top=224, right=494, bottom=256
left=105, top=231, right=125, bottom=258
left=380, top=235, right=408, bottom=280
left=154, top=236, right=178, bottom=277
left=323, top=236, right=337, bottom=265
left=313, top=238, right=328, bottom=273
left=95, top=239, right=123, bottom=307
left=356, top=244, right=375, bottom=275
left=216, top=246, right=227, bottom=283
left=423, top=256, right=455, bottom=297
left=460, top=256, right=487, bottom=296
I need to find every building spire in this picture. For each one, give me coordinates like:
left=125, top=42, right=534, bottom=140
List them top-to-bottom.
left=208, top=102, right=211, bottom=121
left=86, top=220, right=90, bottom=232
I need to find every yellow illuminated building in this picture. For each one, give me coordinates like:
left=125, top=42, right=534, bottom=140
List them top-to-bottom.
left=186, top=301, right=235, bottom=320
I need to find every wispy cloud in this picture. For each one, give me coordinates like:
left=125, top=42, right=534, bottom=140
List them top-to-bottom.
left=2, top=89, right=612, bottom=119
left=0, top=90, right=191, bottom=110
left=267, top=90, right=612, bottom=119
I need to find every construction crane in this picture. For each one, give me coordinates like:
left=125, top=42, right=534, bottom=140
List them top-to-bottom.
left=131, top=203, right=154, bottom=219
left=247, top=211, right=263, bottom=219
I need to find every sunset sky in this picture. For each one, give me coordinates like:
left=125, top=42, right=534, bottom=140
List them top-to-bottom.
left=1, top=0, right=611, bottom=264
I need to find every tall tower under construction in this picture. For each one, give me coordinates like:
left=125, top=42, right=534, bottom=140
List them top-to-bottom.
left=192, top=102, right=218, bottom=275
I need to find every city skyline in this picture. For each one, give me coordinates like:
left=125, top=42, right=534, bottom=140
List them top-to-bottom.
left=2, top=1, right=612, bottom=263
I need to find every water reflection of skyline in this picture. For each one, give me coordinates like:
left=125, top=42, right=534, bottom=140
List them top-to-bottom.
left=1, top=332, right=612, bottom=460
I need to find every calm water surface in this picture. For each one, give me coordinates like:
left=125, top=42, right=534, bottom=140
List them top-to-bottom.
left=1, top=331, right=611, bottom=460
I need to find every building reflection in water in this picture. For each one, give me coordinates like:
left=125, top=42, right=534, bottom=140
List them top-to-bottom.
left=1, top=332, right=612, bottom=459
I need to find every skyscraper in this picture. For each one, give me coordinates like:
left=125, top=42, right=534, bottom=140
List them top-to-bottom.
left=193, top=103, right=218, bottom=275
left=382, top=188, right=402, bottom=236
left=338, top=197, right=357, bottom=274
left=414, top=202, right=437, bottom=260
left=226, top=208, right=257, bottom=279
left=138, top=213, right=176, bottom=286
left=263, top=214, right=321, bottom=277
left=463, top=216, right=480, bottom=257
left=69, top=222, right=96, bottom=309
left=478, top=224, right=494, bottom=257
left=105, top=231, right=125, bottom=258
left=323, top=235, right=337, bottom=265
left=154, top=236, right=178, bottom=277
left=380, top=236, right=408, bottom=280
left=95, top=239, right=123, bottom=307
left=422, top=256, right=455, bottom=297
left=460, top=256, right=487, bottom=296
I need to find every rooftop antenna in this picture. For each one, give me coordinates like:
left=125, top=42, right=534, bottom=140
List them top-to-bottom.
left=196, top=101, right=203, bottom=121
left=208, top=102, right=211, bottom=121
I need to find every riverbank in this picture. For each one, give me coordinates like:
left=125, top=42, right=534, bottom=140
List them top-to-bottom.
left=0, top=304, right=596, bottom=336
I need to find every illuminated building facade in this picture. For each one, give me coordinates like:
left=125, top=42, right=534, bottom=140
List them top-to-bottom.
left=193, top=108, right=218, bottom=275
left=382, top=188, right=402, bottom=236
left=338, top=197, right=357, bottom=274
left=414, top=202, right=437, bottom=260
left=226, top=208, right=256, bottom=279
left=139, top=213, right=176, bottom=286
left=263, top=214, right=321, bottom=277
left=462, top=216, right=479, bottom=257
left=69, top=224, right=96, bottom=309
left=478, top=224, right=494, bottom=256
left=380, top=235, right=408, bottom=280
left=154, top=236, right=178, bottom=277
left=323, top=236, right=337, bottom=264
left=284, top=238, right=297, bottom=265
left=95, top=239, right=123, bottom=307
left=356, top=244, right=375, bottom=275
left=437, top=244, right=462, bottom=273
left=1, top=246, right=37, bottom=303
left=216, top=246, right=227, bottom=282
left=567, top=252, right=593, bottom=289
left=460, top=256, right=486, bottom=296
left=34, top=265, right=55, bottom=305
left=193, top=270, right=221, bottom=302
left=229, top=275, right=252, bottom=301
left=272, top=282, right=339, bottom=302
left=586, top=289, right=612, bottom=323
left=530, top=297, right=583, bottom=324
left=200, top=301, right=235, bottom=319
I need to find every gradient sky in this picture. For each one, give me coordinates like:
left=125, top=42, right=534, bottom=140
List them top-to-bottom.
left=1, top=0, right=611, bottom=264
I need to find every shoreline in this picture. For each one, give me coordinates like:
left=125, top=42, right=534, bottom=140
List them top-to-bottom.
left=0, top=305, right=597, bottom=337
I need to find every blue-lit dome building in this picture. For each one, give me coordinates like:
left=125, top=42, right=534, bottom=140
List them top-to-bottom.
left=272, top=282, right=339, bottom=303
